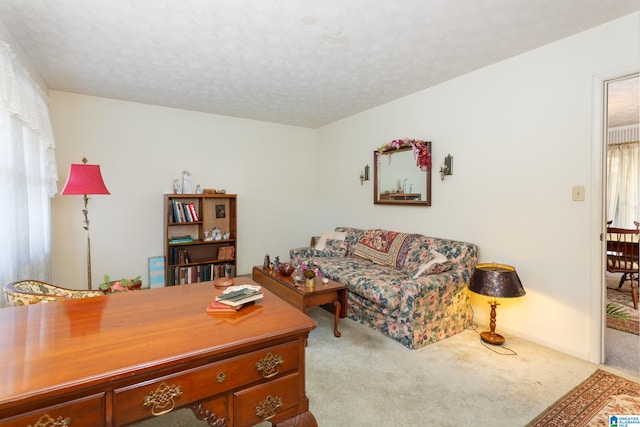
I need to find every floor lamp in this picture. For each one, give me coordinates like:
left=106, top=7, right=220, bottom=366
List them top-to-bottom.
left=60, top=157, right=110, bottom=289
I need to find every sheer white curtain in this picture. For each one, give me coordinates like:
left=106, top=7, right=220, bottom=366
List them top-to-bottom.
left=0, top=41, right=58, bottom=292
left=606, top=141, right=640, bottom=228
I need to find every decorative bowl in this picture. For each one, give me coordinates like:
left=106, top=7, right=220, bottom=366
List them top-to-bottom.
left=277, top=263, right=295, bottom=276
left=214, top=277, right=234, bottom=288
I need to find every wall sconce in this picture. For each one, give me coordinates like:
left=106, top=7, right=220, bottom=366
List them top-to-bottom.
left=439, top=154, right=453, bottom=181
left=360, top=165, right=370, bottom=185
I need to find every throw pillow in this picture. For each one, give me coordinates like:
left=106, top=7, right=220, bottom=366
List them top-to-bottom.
left=353, top=229, right=411, bottom=267
left=315, top=231, right=347, bottom=251
left=319, top=238, right=348, bottom=257
left=412, top=250, right=452, bottom=278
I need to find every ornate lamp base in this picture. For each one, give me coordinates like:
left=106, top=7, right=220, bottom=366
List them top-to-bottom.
left=480, top=298, right=506, bottom=345
left=479, top=331, right=505, bottom=345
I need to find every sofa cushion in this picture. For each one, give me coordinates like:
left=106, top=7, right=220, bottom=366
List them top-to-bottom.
left=334, top=227, right=366, bottom=256
left=353, top=229, right=411, bottom=267
left=315, top=230, right=347, bottom=251
left=400, top=235, right=435, bottom=276
left=321, top=239, right=348, bottom=257
left=412, top=250, right=452, bottom=278
left=311, top=256, right=408, bottom=311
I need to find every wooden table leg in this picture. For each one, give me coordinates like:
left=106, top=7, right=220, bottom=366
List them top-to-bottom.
left=333, top=299, right=341, bottom=337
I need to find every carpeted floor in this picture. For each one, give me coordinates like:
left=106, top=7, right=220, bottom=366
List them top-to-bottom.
left=134, top=307, right=639, bottom=427
left=527, top=369, right=640, bottom=426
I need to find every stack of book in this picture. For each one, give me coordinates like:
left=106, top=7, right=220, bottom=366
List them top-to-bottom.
left=169, top=235, right=194, bottom=244
left=215, top=288, right=263, bottom=307
left=206, top=300, right=244, bottom=313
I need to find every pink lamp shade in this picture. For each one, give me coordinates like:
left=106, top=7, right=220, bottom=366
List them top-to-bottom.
left=61, top=162, right=110, bottom=195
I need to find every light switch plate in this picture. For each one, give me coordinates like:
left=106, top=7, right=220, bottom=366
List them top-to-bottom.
left=572, top=185, right=585, bottom=201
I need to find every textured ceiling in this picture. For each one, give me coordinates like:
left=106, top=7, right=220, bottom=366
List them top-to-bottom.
left=0, top=0, right=638, bottom=128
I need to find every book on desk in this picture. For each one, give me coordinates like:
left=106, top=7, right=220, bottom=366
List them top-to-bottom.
left=215, top=288, right=263, bottom=307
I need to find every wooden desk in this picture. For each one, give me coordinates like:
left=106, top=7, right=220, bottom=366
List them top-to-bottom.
left=0, top=278, right=317, bottom=426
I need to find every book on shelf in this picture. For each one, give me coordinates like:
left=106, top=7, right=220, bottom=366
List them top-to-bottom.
left=172, top=200, right=185, bottom=222
left=187, top=202, right=199, bottom=221
left=183, top=203, right=193, bottom=222
left=169, top=235, right=194, bottom=244
left=217, top=246, right=235, bottom=261
left=177, top=248, right=191, bottom=264
left=168, top=262, right=235, bottom=285
left=215, top=288, right=263, bottom=307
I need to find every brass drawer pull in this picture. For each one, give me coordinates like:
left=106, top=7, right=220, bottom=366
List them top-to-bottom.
left=255, top=352, right=284, bottom=378
left=216, top=372, right=226, bottom=383
left=143, top=381, right=183, bottom=416
left=255, top=394, right=283, bottom=421
left=29, top=414, right=71, bottom=427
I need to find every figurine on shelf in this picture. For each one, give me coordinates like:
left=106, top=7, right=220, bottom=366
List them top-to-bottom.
left=181, top=171, right=192, bottom=194
left=173, top=179, right=182, bottom=194
left=211, top=226, right=222, bottom=241
left=223, top=231, right=231, bottom=240
left=263, top=254, right=271, bottom=270
left=274, top=256, right=281, bottom=271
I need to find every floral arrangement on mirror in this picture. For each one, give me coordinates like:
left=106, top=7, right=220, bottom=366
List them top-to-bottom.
left=377, top=138, right=431, bottom=171
left=99, top=275, right=142, bottom=293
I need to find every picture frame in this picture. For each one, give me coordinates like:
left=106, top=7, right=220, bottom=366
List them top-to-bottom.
left=216, top=204, right=226, bottom=218
left=148, top=256, right=165, bottom=288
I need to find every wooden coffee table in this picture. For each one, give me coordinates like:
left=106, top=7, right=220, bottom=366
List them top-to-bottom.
left=253, top=265, right=347, bottom=337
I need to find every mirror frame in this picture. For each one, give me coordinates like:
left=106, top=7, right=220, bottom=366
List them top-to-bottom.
left=374, top=143, right=432, bottom=206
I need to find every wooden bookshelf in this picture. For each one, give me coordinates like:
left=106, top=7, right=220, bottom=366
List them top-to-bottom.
left=164, top=193, right=237, bottom=286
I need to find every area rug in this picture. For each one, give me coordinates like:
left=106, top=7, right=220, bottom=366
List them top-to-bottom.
left=606, top=276, right=639, bottom=336
left=527, top=369, right=640, bottom=427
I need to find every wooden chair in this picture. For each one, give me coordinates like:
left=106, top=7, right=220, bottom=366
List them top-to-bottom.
left=606, top=223, right=639, bottom=309
left=3, top=280, right=104, bottom=307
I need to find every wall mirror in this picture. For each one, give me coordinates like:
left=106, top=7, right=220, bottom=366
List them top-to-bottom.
left=374, top=144, right=431, bottom=205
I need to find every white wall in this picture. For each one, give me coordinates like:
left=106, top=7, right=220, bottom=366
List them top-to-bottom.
left=315, top=13, right=639, bottom=361
left=50, top=93, right=316, bottom=289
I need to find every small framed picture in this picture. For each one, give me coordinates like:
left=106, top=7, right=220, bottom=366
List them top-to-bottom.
left=216, top=204, right=226, bottom=218
left=148, top=256, right=165, bottom=288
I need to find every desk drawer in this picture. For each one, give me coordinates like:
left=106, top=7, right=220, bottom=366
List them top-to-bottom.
left=114, top=341, right=300, bottom=425
left=234, top=373, right=301, bottom=427
left=1, top=393, right=104, bottom=427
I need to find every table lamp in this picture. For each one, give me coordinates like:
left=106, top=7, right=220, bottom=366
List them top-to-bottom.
left=60, top=157, right=110, bottom=289
left=468, top=263, right=525, bottom=345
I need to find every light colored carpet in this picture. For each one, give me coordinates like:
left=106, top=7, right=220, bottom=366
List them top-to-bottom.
left=134, top=307, right=639, bottom=427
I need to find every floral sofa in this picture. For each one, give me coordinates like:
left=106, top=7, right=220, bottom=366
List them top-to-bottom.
left=290, top=227, right=478, bottom=349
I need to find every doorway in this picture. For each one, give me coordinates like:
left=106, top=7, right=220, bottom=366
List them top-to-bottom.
left=603, top=73, right=639, bottom=373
